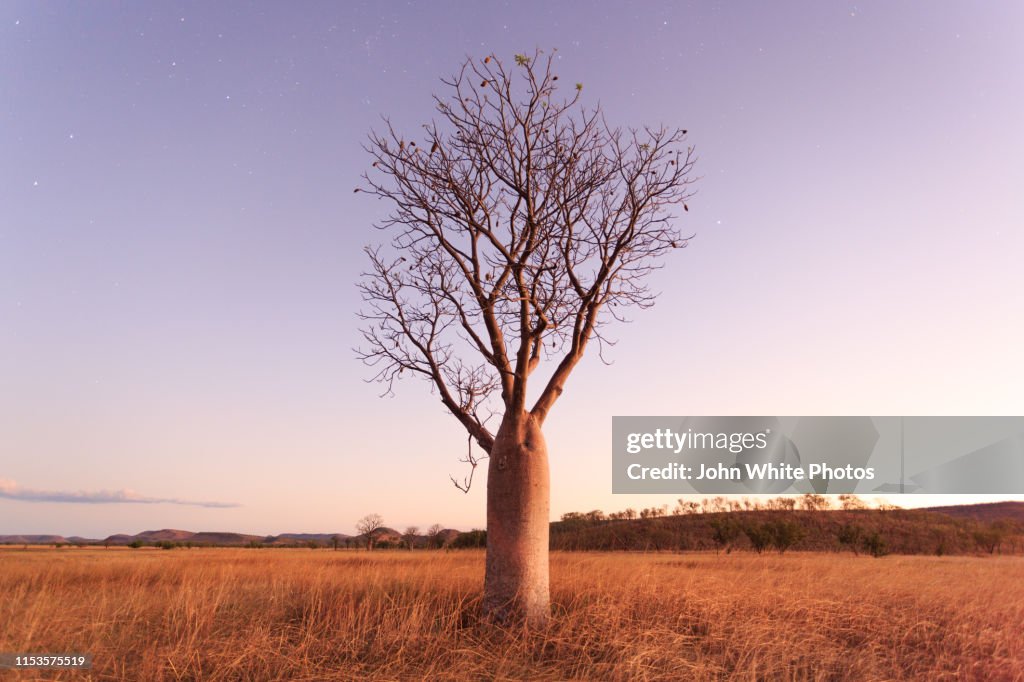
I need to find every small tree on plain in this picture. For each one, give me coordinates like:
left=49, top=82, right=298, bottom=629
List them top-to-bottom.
left=355, top=50, right=696, bottom=625
left=356, top=513, right=384, bottom=550
left=709, top=517, right=741, bottom=554
left=767, top=519, right=805, bottom=554
left=742, top=522, right=772, bottom=554
left=972, top=522, right=1008, bottom=554
left=426, top=523, right=445, bottom=549
left=836, top=523, right=863, bottom=555
left=403, top=526, right=419, bottom=550
left=861, top=531, right=888, bottom=558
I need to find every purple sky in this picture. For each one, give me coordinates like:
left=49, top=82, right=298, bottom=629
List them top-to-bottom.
left=2, top=2, right=1022, bottom=537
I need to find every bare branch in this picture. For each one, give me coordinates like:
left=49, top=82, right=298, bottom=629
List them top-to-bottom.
left=356, top=48, right=697, bottom=440
left=450, top=433, right=489, bottom=493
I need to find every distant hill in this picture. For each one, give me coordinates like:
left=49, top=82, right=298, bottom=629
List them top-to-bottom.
left=924, top=501, right=1024, bottom=524
left=3, top=502, right=1021, bottom=554
left=550, top=504, right=1024, bottom=555
left=0, top=526, right=460, bottom=549
left=350, top=527, right=403, bottom=548
left=436, top=528, right=461, bottom=544
left=134, top=529, right=195, bottom=542
left=0, top=530, right=360, bottom=548
left=192, top=531, right=265, bottom=545
left=274, top=533, right=351, bottom=542
left=0, top=534, right=68, bottom=545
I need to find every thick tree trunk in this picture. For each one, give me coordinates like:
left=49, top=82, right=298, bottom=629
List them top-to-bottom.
left=484, top=411, right=550, bottom=626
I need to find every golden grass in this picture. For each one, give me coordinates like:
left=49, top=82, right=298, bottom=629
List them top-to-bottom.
left=1, top=548, right=1022, bottom=681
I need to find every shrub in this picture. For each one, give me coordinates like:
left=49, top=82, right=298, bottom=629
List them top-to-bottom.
left=709, top=518, right=741, bottom=554
left=767, top=519, right=805, bottom=554
left=742, top=522, right=772, bottom=554
left=837, top=524, right=863, bottom=555
left=862, top=532, right=888, bottom=558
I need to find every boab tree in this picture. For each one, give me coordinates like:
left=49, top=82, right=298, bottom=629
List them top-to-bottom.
left=356, top=50, right=697, bottom=625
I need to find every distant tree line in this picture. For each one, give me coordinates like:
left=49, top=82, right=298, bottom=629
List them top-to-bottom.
left=550, top=495, right=1023, bottom=557
left=26, top=497, right=1022, bottom=557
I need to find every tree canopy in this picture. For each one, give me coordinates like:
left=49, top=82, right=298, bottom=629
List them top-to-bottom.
left=356, top=50, right=697, bottom=458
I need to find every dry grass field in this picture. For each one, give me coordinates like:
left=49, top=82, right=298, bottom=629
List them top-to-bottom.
left=1, top=548, right=1022, bottom=681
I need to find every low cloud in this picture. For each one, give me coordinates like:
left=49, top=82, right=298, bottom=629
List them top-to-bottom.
left=0, top=478, right=239, bottom=508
